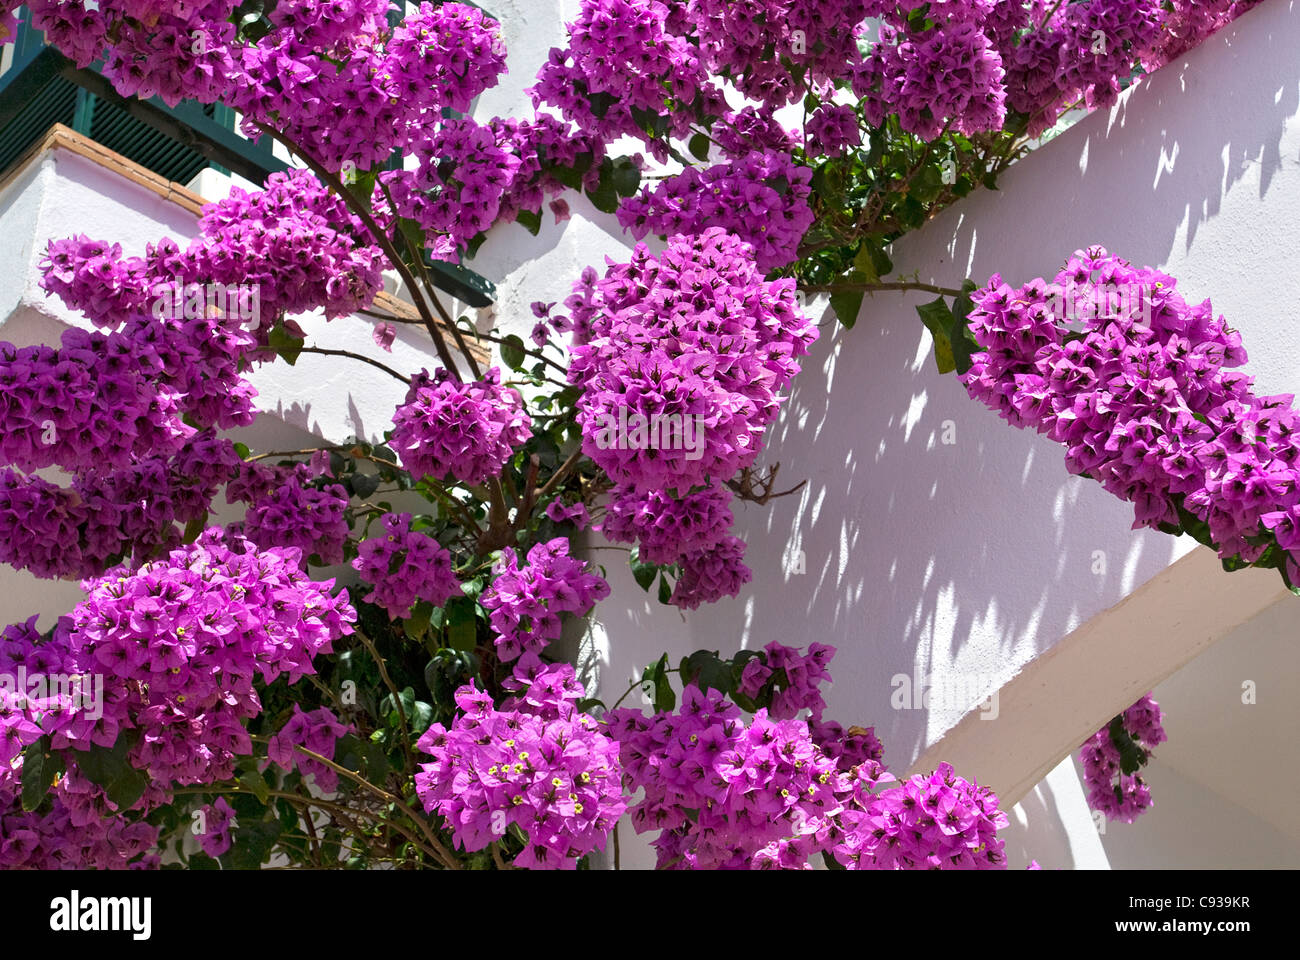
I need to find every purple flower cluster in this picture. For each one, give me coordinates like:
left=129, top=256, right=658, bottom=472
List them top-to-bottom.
left=530, top=0, right=723, bottom=162
left=25, top=1, right=241, bottom=106
left=686, top=1, right=876, bottom=107
left=1002, top=1, right=1163, bottom=135
left=1142, top=1, right=1263, bottom=71
left=230, top=2, right=506, bottom=172
left=856, top=17, right=1007, bottom=141
left=805, top=103, right=862, bottom=158
left=487, top=114, right=607, bottom=227
left=381, top=118, right=522, bottom=264
left=616, top=151, right=814, bottom=272
left=194, top=168, right=386, bottom=322
left=38, top=169, right=386, bottom=437
left=562, top=229, right=813, bottom=607
left=567, top=229, right=817, bottom=492
left=41, top=238, right=261, bottom=431
left=961, top=246, right=1300, bottom=576
left=0, top=328, right=192, bottom=475
left=390, top=367, right=532, bottom=486
left=0, top=431, right=243, bottom=580
left=236, top=464, right=351, bottom=566
left=599, top=483, right=734, bottom=565
left=544, top=499, right=591, bottom=529
left=352, top=512, right=462, bottom=618
left=57, top=529, right=355, bottom=785
left=0, top=530, right=352, bottom=867
left=669, top=534, right=754, bottom=610
left=478, top=538, right=610, bottom=662
left=735, top=641, right=884, bottom=771
left=738, top=641, right=835, bottom=720
left=605, top=642, right=966, bottom=871
left=414, top=663, right=626, bottom=869
left=607, top=683, right=850, bottom=869
left=1079, top=693, right=1166, bottom=823
left=266, top=705, right=353, bottom=794
left=832, top=762, right=1010, bottom=869
left=0, top=763, right=161, bottom=869
left=195, top=796, right=237, bottom=858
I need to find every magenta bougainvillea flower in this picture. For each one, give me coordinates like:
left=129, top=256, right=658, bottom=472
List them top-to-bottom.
left=390, top=367, right=532, bottom=486
left=352, top=512, right=463, bottom=618
left=478, top=538, right=610, bottom=662
left=415, top=663, right=625, bottom=869
left=1079, top=693, right=1167, bottom=823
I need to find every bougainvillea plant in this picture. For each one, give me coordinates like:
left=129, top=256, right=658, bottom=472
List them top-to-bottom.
left=0, top=0, right=1266, bottom=868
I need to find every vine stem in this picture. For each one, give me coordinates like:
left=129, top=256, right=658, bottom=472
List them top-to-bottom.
left=249, top=121, right=462, bottom=378
left=376, top=176, right=484, bottom=381
left=801, top=280, right=966, bottom=298
left=297, top=346, right=412, bottom=384
left=534, top=447, right=585, bottom=503
left=355, top=628, right=415, bottom=774
left=607, top=667, right=680, bottom=712
left=247, top=735, right=461, bottom=870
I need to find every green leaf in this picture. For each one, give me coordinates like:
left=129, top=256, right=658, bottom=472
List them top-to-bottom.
left=588, top=91, right=618, bottom=119
left=688, top=133, right=711, bottom=161
left=550, top=152, right=594, bottom=189
left=610, top=157, right=642, bottom=197
left=911, top=164, right=945, bottom=205
left=586, top=167, right=620, bottom=214
left=515, top=208, right=542, bottom=236
left=868, top=244, right=894, bottom=279
left=853, top=245, right=880, bottom=285
left=948, top=281, right=981, bottom=376
left=829, top=289, right=864, bottom=330
left=916, top=297, right=957, bottom=375
left=267, top=322, right=304, bottom=366
left=500, top=334, right=527, bottom=371
left=232, top=442, right=251, bottom=460
left=350, top=473, right=380, bottom=499
left=182, top=514, right=207, bottom=544
left=630, top=551, right=658, bottom=591
left=657, top=572, right=673, bottom=605
left=445, top=597, right=478, bottom=652
left=405, top=600, right=434, bottom=642
left=679, top=650, right=733, bottom=697
left=644, top=653, right=675, bottom=713
left=409, top=700, right=435, bottom=736
left=1108, top=716, right=1149, bottom=776
left=76, top=736, right=133, bottom=791
left=21, top=739, right=49, bottom=812
left=106, top=768, right=149, bottom=811
left=239, top=771, right=270, bottom=805
left=227, top=818, right=282, bottom=870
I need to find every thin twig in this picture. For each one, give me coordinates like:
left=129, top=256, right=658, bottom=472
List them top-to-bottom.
left=298, top=346, right=411, bottom=384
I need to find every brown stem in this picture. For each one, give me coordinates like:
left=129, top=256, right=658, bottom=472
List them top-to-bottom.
left=249, top=121, right=462, bottom=378
left=377, top=176, right=484, bottom=380
left=801, top=280, right=966, bottom=298
left=297, top=346, right=411, bottom=384
left=355, top=629, right=415, bottom=773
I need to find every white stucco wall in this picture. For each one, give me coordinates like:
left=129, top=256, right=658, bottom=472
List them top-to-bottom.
left=1, top=0, right=1295, bottom=869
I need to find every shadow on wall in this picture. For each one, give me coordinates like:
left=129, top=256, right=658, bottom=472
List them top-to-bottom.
left=593, top=1, right=1300, bottom=778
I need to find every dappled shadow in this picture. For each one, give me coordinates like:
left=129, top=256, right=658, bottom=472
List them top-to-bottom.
left=592, top=0, right=1300, bottom=778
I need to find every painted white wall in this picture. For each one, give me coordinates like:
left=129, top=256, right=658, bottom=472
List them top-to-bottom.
left=1, top=0, right=1295, bottom=869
